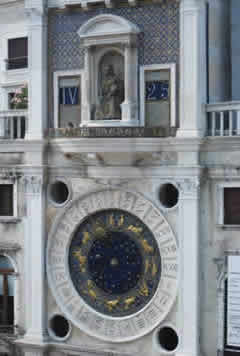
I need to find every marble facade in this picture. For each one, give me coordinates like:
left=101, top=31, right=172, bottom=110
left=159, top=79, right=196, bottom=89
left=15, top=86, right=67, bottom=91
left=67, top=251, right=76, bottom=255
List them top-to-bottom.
left=0, top=1, right=238, bottom=356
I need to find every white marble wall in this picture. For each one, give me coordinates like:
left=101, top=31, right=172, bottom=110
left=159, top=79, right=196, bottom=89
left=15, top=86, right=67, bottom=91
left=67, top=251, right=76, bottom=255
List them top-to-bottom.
left=231, top=0, right=240, bottom=100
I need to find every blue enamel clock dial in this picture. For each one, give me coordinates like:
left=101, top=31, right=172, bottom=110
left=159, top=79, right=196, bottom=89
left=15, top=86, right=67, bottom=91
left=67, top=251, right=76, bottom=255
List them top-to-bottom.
left=68, top=209, right=161, bottom=317
left=88, top=231, right=143, bottom=295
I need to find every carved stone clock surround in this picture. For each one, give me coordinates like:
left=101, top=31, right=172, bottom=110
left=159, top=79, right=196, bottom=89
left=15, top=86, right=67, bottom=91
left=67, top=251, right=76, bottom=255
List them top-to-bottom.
left=47, top=189, right=178, bottom=342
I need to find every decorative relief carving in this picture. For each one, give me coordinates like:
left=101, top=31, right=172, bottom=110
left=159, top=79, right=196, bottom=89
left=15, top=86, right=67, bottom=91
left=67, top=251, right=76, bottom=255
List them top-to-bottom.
left=135, top=152, right=177, bottom=166
left=0, top=168, right=21, bottom=181
left=20, top=175, right=44, bottom=195
left=176, top=178, right=201, bottom=198
left=47, top=189, right=178, bottom=342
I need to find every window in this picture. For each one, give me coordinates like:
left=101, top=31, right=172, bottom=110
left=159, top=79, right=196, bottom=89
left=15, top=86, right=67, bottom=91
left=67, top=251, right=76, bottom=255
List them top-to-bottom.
left=7, top=37, right=28, bottom=70
left=140, top=64, right=176, bottom=131
left=54, top=70, right=83, bottom=128
left=58, top=76, right=81, bottom=128
left=0, top=182, right=18, bottom=220
left=0, top=185, right=13, bottom=217
left=224, top=188, right=240, bottom=225
left=0, top=256, right=14, bottom=334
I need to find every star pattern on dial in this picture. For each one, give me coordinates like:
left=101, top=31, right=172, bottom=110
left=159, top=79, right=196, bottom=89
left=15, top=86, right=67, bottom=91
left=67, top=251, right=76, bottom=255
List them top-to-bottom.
left=68, top=209, right=161, bottom=317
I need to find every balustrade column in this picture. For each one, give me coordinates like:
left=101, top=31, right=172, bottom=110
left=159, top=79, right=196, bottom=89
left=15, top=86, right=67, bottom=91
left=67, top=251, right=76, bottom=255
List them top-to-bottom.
left=177, top=0, right=207, bottom=137
left=176, top=178, right=201, bottom=356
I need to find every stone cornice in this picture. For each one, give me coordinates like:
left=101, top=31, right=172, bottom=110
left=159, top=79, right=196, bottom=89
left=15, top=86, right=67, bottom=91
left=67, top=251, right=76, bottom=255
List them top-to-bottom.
left=0, top=0, right=23, bottom=5
left=47, top=0, right=179, bottom=10
left=0, top=136, right=239, bottom=155
left=49, top=137, right=206, bottom=153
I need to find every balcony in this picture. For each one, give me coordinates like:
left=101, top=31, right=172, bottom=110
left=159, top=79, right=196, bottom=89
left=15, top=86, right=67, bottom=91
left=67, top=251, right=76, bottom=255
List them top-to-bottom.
left=206, top=101, right=240, bottom=137
left=0, top=110, right=27, bottom=139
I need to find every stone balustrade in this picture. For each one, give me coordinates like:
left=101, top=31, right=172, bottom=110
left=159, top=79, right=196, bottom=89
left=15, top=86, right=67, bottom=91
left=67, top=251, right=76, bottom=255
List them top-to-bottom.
left=206, top=101, right=240, bottom=136
left=0, top=110, right=28, bottom=139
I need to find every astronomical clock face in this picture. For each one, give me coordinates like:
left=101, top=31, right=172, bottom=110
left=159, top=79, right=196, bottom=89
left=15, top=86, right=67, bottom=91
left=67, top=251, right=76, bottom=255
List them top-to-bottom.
left=47, top=190, right=178, bottom=342
left=68, top=209, right=161, bottom=317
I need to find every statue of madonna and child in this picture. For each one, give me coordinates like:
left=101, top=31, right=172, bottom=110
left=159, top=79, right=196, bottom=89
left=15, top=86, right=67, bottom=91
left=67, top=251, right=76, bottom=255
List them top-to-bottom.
left=94, top=64, right=124, bottom=120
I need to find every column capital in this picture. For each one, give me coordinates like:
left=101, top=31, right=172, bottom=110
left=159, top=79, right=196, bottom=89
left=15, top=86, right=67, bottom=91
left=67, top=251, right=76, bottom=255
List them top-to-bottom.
left=25, top=0, right=48, bottom=16
left=180, top=0, right=207, bottom=8
left=0, top=168, right=21, bottom=181
left=20, top=174, right=46, bottom=195
left=177, top=177, right=201, bottom=198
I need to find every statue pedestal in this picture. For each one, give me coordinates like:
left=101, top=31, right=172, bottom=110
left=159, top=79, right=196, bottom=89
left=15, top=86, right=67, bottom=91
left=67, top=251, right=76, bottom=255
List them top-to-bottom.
left=82, top=119, right=139, bottom=127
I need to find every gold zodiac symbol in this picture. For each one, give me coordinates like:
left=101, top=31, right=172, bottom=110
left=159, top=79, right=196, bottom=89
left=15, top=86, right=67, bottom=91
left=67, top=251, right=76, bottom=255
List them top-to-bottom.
left=109, top=214, right=115, bottom=226
left=118, top=215, right=124, bottom=227
left=127, top=225, right=143, bottom=234
left=95, top=226, right=106, bottom=238
left=82, top=231, right=91, bottom=245
left=141, top=239, right=154, bottom=254
left=73, top=249, right=87, bottom=272
left=152, top=258, right=158, bottom=277
left=145, top=259, right=150, bottom=274
left=87, top=280, right=97, bottom=300
left=139, top=281, right=149, bottom=297
left=124, top=296, right=136, bottom=309
left=106, top=299, right=119, bottom=311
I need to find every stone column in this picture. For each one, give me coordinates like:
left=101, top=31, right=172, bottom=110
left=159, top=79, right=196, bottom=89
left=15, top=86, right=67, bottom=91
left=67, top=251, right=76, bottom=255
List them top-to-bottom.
left=25, top=0, right=48, bottom=140
left=177, top=0, right=207, bottom=138
left=231, top=0, right=240, bottom=100
left=121, top=44, right=138, bottom=126
left=81, top=46, right=92, bottom=125
left=20, top=173, right=47, bottom=344
left=176, top=178, right=201, bottom=356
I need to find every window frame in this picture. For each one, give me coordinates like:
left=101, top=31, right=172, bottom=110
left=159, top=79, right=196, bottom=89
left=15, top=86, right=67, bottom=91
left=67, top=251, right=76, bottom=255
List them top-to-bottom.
left=1, top=32, right=28, bottom=74
left=7, top=37, right=28, bottom=71
left=140, top=63, right=176, bottom=128
left=53, top=69, right=84, bottom=129
left=0, top=180, right=18, bottom=221
left=217, top=183, right=240, bottom=228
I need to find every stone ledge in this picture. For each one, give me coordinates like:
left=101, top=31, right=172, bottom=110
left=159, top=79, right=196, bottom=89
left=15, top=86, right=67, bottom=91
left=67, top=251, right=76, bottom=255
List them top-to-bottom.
left=48, top=126, right=170, bottom=138
left=0, top=218, right=21, bottom=224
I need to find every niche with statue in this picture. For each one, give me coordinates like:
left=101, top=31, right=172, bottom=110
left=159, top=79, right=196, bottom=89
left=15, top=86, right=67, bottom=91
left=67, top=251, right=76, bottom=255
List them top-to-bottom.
left=78, top=14, right=139, bottom=127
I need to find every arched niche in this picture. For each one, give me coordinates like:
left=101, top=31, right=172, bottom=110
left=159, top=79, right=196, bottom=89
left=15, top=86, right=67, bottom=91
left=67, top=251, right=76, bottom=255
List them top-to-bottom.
left=78, top=14, right=140, bottom=127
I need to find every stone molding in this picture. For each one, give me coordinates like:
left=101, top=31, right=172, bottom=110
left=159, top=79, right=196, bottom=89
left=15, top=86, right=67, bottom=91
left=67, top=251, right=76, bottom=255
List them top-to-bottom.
left=25, top=0, right=47, bottom=15
left=47, top=0, right=179, bottom=9
left=0, top=168, right=22, bottom=181
left=0, top=243, right=21, bottom=252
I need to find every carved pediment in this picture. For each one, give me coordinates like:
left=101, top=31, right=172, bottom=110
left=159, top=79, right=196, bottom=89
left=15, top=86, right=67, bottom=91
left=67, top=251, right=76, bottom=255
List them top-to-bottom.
left=78, top=14, right=140, bottom=41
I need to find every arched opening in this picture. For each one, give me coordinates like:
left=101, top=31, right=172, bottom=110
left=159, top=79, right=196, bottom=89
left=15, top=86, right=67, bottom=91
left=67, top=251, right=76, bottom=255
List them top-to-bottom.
left=0, top=256, right=14, bottom=334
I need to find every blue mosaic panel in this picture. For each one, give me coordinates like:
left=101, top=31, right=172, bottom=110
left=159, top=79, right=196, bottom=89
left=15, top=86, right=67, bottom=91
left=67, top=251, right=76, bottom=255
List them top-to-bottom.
left=48, top=1, right=179, bottom=71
